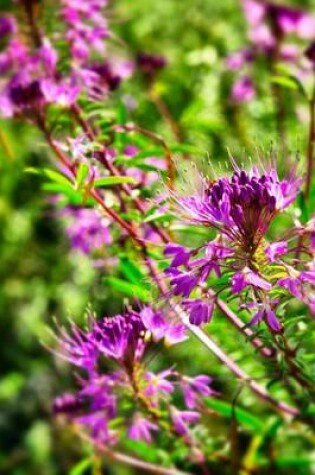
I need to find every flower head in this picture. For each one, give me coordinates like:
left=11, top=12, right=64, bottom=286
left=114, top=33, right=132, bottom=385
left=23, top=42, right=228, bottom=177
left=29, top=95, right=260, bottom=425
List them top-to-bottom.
left=165, top=162, right=309, bottom=330
left=172, top=166, right=301, bottom=253
left=53, top=307, right=211, bottom=447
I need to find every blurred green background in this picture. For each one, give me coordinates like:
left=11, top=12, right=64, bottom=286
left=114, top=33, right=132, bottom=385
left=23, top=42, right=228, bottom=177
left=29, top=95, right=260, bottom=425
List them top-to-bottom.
left=1, top=0, right=315, bottom=474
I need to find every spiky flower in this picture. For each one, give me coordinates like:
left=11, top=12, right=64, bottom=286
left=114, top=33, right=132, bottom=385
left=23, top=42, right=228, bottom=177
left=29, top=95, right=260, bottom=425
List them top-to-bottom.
left=165, top=163, right=315, bottom=332
left=53, top=307, right=214, bottom=446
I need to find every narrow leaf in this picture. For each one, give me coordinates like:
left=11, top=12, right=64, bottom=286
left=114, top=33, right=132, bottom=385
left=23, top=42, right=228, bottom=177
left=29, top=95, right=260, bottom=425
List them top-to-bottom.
left=94, top=176, right=136, bottom=187
left=103, top=277, right=150, bottom=302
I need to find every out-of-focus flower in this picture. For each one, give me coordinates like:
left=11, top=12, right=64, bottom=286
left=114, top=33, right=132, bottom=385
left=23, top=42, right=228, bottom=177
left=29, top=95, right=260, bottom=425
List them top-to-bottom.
left=61, top=0, right=109, bottom=62
left=227, top=1, right=315, bottom=104
left=0, top=15, right=16, bottom=38
left=305, top=42, right=315, bottom=66
left=226, top=49, right=253, bottom=70
left=137, top=52, right=167, bottom=80
left=231, top=76, right=255, bottom=103
left=62, top=207, right=112, bottom=255
left=144, top=369, right=175, bottom=397
left=180, top=374, right=215, bottom=409
left=170, top=408, right=200, bottom=436
left=128, top=415, right=158, bottom=443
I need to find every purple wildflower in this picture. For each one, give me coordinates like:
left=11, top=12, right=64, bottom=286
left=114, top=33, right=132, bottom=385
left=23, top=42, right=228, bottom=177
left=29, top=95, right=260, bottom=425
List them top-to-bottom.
left=61, top=0, right=109, bottom=62
left=243, top=0, right=315, bottom=40
left=231, top=76, right=255, bottom=103
left=164, top=162, right=309, bottom=330
left=172, top=166, right=301, bottom=244
left=62, top=207, right=112, bottom=255
left=164, top=244, right=192, bottom=267
left=231, top=267, right=271, bottom=293
left=182, top=299, right=214, bottom=325
left=140, top=306, right=187, bottom=345
left=249, top=308, right=282, bottom=332
left=90, top=312, right=146, bottom=365
left=144, top=369, right=175, bottom=397
left=181, top=375, right=214, bottom=409
left=170, top=408, right=200, bottom=436
left=128, top=415, right=158, bottom=443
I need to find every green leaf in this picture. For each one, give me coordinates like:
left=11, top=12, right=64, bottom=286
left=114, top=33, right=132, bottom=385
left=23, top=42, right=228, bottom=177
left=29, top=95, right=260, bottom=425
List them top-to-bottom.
left=271, top=75, right=307, bottom=98
left=271, top=76, right=299, bottom=90
left=169, top=144, right=201, bottom=154
left=131, top=148, right=164, bottom=159
left=115, top=157, right=163, bottom=173
left=76, top=163, right=89, bottom=188
left=25, top=167, right=71, bottom=186
left=94, top=176, right=136, bottom=187
left=42, top=183, right=94, bottom=206
left=144, top=212, right=173, bottom=223
left=120, top=257, right=145, bottom=285
left=103, top=277, right=150, bottom=302
left=0, top=373, right=25, bottom=401
left=205, top=398, right=263, bottom=431
left=124, top=439, right=159, bottom=463
left=69, top=458, right=92, bottom=475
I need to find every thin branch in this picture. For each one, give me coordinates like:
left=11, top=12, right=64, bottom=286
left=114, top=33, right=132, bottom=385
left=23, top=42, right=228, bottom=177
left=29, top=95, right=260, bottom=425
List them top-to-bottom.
left=173, top=304, right=298, bottom=417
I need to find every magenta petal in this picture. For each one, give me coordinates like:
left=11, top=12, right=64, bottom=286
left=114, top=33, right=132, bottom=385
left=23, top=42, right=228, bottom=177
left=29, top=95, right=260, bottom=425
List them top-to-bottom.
left=248, top=310, right=264, bottom=326
left=266, top=310, right=282, bottom=332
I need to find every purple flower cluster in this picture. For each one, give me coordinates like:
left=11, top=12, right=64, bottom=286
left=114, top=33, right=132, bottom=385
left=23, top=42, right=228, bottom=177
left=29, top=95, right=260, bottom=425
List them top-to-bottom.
left=61, top=0, right=109, bottom=62
left=226, top=1, right=315, bottom=102
left=0, top=2, right=132, bottom=118
left=0, top=16, right=78, bottom=117
left=165, top=164, right=315, bottom=332
left=53, top=307, right=214, bottom=445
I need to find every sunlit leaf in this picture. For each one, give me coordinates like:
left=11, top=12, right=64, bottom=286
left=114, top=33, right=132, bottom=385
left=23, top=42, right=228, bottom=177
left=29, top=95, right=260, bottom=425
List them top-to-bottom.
left=94, top=176, right=136, bottom=187
left=103, top=277, right=150, bottom=301
left=205, top=398, right=263, bottom=431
